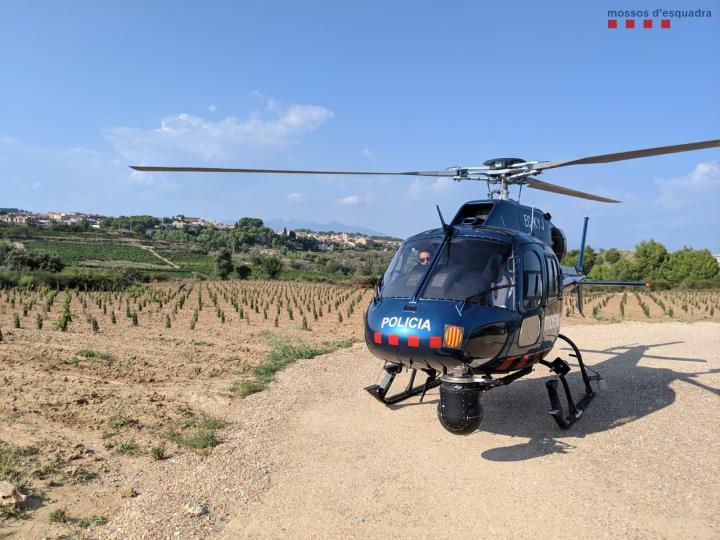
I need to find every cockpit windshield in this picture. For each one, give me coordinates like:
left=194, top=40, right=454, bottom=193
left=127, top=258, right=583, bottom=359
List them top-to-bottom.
left=380, top=236, right=515, bottom=310
left=380, top=237, right=445, bottom=299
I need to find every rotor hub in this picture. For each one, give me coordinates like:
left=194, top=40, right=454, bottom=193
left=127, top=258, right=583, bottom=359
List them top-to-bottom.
left=483, top=158, right=526, bottom=170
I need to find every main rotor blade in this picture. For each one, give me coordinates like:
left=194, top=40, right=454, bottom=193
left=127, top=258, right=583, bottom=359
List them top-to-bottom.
left=534, top=138, right=720, bottom=171
left=129, top=165, right=456, bottom=177
left=527, top=177, right=620, bottom=203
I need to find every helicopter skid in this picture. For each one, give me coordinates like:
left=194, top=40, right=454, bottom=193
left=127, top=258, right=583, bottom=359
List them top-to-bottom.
left=540, top=334, right=603, bottom=429
left=364, top=364, right=440, bottom=405
left=544, top=377, right=594, bottom=429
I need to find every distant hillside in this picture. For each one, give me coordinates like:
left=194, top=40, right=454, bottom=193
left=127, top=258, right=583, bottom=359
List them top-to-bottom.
left=264, top=218, right=394, bottom=238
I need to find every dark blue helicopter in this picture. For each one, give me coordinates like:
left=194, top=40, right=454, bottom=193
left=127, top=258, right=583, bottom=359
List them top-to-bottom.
left=132, top=138, right=720, bottom=434
left=363, top=199, right=606, bottom=433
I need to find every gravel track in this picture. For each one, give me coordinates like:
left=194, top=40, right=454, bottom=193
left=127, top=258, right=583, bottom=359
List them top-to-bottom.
left=100, top=322, right=720, bottom=539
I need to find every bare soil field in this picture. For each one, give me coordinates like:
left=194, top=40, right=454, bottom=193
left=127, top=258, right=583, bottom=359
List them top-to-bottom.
left=0, top=281, right=371, bottom=538
left=1, top=282, right=719, bottom=538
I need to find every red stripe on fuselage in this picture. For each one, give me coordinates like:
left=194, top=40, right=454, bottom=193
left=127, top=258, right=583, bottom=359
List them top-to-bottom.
left=492, top=348, right=551, bottom=373
left=514, top=355, right=530, bottom=370
left=496, top=357, right=516, bottom=371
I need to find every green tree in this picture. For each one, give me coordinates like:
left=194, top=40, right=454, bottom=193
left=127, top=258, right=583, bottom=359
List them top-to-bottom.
left=633, top=240, right=667, bottom=281
left=562, top=245, right=596, bottom=274
left=214, top=248, right=234, bottom=279
left=604, top=248, right=621, bottom=264
left=660, top=248, right=719, bottom=285
left=585, top=254, right=637, bottom=282
left=261, top=256, right=283, bottom=279
left=607, top=258, right=636, bottom=281
left=588, top=263, right=607, bottom=280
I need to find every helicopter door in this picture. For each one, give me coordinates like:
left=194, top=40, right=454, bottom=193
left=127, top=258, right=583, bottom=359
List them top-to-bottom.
left=517, top=247, right=545, bottom=347
left=543, top=254, right=562, bottom=342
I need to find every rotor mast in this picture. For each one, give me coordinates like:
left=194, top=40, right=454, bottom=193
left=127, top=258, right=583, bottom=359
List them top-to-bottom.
left=479, top=158, right=527, bottom=201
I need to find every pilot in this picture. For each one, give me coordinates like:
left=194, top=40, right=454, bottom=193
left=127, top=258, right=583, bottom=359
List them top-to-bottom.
left=402, top=248, right=433, bottom=289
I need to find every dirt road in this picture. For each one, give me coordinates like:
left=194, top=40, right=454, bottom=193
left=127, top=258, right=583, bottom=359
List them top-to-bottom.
left=138, top=244, right=180, bottom=268
left=100, top=322, right=720, bottom=539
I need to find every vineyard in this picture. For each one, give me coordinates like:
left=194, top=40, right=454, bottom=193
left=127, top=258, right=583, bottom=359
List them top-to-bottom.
left=24, top=241, right=163, bottom=266
left=155, top=248, right=216, bottom=274
left=0, top=279, right=373, bottom=533
left=564, top=289, right=720, bottom=323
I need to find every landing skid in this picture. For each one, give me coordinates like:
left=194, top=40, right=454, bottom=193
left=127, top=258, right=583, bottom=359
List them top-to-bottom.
left=540, top=333, right=604, bottom=429
left=364, top=364, right=441, bottom=405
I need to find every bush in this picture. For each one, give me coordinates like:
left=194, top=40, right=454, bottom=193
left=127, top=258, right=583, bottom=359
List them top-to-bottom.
left=214, top=248, right=234, bottom=279
left=3, top=249, right=64, bottom=272
left=261, top=256, right=283, bottom=279
left=235, top=264, right=251, bottom=279
left=354, top=275, right=378, bottom=288
left=682, top=279, right=720, bottom=290
left=647, top=280, right=672, bottom=291
left=151, top=443, right=167, bottom=460
left=48, top=508, right=70, bottom=524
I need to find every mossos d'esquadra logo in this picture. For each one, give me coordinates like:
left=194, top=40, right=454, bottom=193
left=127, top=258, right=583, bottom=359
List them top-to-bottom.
left=544, top=312, right=561, bottom=332
left=381, top=316, right=431, bottom=332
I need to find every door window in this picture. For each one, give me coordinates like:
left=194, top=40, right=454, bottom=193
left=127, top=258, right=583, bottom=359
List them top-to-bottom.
left=523, top=250, right=543, bottom=309
left=546, top=256, right=559, bottom=298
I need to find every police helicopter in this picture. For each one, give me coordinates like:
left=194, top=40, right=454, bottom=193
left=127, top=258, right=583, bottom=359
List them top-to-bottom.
left=132, top=138, right=720, bottom=434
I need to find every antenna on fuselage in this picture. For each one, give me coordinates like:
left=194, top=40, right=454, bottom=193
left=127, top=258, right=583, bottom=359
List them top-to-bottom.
left=436, top=205, right=452, bottom=235
left=578, top=216, right=590, bottom=273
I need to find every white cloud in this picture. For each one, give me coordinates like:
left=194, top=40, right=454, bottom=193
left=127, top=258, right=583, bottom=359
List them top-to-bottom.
left=104, top=100, right=334, bottom=164
left=208, top=104, right=217, bottom=112
left=360, top=147, right=376, bottom=161
left=654, top=161, right=720, bottom=208
left=285, top=192, right=306, bottom=203
left=332, top=194, right=374, bottom=206
left=335, top=194, right=361, bottom=206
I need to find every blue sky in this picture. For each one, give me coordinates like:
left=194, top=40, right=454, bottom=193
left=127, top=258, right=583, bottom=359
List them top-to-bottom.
left=1, top=1, right=719, bottom=250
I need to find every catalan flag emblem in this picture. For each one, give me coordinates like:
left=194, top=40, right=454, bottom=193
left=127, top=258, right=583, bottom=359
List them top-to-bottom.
left=443, top=325, right=464, bottom=349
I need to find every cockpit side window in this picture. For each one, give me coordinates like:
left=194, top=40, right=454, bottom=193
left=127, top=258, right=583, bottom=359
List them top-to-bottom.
left=523, top=250, right=543, bottom=309
left=546, top=255, right=559, bottom=298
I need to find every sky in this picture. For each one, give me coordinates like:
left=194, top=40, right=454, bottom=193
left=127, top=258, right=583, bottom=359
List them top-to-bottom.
left=1, top=0, right=719, bottom=251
